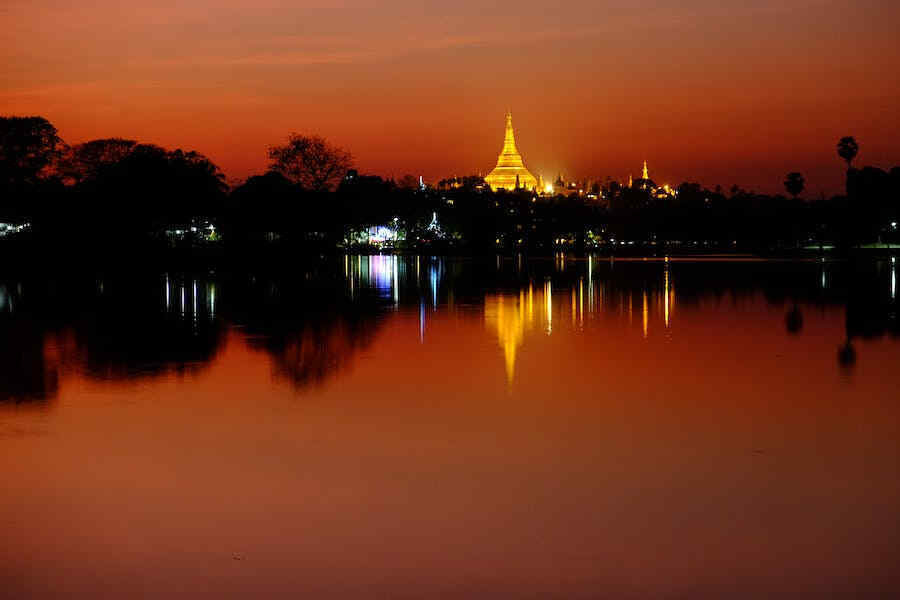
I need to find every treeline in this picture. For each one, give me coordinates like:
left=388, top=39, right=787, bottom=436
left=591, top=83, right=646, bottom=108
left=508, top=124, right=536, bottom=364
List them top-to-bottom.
left=1, top=116, right=898, bottom=257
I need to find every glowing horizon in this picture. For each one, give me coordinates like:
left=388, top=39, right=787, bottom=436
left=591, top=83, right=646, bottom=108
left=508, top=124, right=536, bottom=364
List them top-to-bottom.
left=3, top=0, right=899, bottom=194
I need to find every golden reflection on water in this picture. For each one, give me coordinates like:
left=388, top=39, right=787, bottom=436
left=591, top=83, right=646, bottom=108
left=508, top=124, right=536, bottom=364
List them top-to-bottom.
left=3, top=257, right=900, bottom=599
left=484, top=263, right=677, bottom=385
left=483, top=294, right=526, bottom=386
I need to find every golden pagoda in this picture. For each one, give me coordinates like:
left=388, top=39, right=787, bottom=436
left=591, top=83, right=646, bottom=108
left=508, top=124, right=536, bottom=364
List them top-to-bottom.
left=484, top=111, right=538, bottom=192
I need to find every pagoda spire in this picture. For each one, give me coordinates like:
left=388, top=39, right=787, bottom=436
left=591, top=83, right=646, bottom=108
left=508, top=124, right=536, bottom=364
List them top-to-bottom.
left=484, top=110, right=537, bottom=192
left=502, top=111, right=520, bottom=159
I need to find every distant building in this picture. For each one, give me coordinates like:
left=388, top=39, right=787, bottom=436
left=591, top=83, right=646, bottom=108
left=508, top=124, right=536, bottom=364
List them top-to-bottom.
left=484, top=112, right=538, bottom=192
left=630, top=160, right=675, bottom=198
left=633, top=160, right=653, bottom=190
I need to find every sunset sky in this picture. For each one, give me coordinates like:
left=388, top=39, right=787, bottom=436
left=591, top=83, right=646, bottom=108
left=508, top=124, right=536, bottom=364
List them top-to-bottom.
left=3, top=0, right=899, bottom=194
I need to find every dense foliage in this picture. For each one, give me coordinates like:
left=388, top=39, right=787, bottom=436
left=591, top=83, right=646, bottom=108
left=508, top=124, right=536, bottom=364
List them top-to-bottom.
left=1, top=116, right=899, bottom=256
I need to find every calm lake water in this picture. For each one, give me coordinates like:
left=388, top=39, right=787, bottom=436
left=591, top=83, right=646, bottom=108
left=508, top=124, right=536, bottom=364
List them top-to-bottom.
left=1, top=256, right=898, bottom=599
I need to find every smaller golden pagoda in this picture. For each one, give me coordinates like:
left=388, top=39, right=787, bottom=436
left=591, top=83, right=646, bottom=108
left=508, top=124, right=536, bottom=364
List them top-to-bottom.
left=484, top=111, right=538, bottom=192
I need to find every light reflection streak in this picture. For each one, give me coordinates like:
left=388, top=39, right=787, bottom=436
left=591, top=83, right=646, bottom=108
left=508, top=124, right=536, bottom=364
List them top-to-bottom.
left=587, top=255, right=593, bottom=309
left=392, top=256, right=399, bottom=306
left=892, top=258, right=896, bottom=300
left=476, top=260, right=688, bottom=384
left=431, top=263, right=438, bottom=309
left=664, top=268, right=670, bottom=328
left=579, top=278, right=583, bottom=326
left=670, top=279, right=675, bottom=315
left=545, top=280, right=552, bottom=335
left=528, top=282, right=534, bottom=322
left=571, top=286, right=576, bottom=327
left=642, top=290, right=648, bottom=338
left=628, top=292, right=633, bottom=324
left=484, top=293, right=526, bottom=387
left=419, top=300, right=425, bottom=343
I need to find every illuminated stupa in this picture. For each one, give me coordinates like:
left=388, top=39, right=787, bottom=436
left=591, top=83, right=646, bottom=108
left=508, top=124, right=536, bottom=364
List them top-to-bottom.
left=484, top=111, right=538, bottom=192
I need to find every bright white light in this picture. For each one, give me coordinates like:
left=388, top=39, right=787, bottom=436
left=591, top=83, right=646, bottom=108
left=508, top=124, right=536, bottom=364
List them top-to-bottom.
left=369, top=255, right=394, bottom=297
left=892, top=262, right=896, bottom=300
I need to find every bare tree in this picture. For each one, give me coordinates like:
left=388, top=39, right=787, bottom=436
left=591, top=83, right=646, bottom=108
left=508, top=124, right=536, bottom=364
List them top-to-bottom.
left=267, top=134, right=352, bottom=192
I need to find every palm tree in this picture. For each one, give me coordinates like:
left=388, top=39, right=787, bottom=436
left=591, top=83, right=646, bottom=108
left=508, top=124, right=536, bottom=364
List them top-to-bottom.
left=837, top=136, right=858, bottom=168
left=784, top=172, right=805, bottom=199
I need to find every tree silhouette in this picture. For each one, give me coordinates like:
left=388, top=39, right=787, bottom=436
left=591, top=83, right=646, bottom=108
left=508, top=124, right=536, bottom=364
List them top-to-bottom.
left=0, top=116, right=62, bottom=187
left=1, top=116, right=64, bottom=223
left=268, top=134, right=353, bottom=192
left=837, top=136, right=858, bottom=168
left=62, top=138, right=137, bottom=184
left=69, top=143, right=227, bottom=241
left=784, top=172, right=805, bottom=199
left=397, top=174, right=418, bottom=190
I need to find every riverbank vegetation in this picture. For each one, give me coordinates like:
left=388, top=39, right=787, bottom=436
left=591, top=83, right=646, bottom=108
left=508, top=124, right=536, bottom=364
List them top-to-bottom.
left=2, top=116, right=898, bottom=258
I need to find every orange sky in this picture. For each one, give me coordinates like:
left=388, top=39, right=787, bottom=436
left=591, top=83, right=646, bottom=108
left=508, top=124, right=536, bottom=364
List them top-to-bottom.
left=3, top=0, right=899, bottom=193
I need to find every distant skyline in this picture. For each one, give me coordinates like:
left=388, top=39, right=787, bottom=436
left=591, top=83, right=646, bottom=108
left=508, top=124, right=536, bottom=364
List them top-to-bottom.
left=3, top=0, right=899, bottom=194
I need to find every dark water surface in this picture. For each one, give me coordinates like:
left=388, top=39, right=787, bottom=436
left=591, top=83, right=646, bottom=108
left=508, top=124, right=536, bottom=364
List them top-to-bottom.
left=1, top=256, right=898, bottom=599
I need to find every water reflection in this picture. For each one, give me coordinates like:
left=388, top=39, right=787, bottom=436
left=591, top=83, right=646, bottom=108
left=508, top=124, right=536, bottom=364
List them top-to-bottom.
left=0, top=257, right=898, bottom=402
left=2, top=257, right=900, bottom=599
left=231, top=274, right=382, bottom=390
left=484, top=292, right=526, bottom=385
left=0, top=314, right=58, bottom=402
